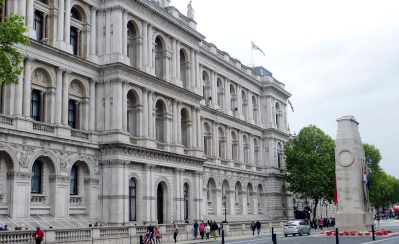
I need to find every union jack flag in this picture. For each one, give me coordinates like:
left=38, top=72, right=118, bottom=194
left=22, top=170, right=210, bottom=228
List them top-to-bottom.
left=251, top=41, right=265, bottom=56
left=288, top=99, right=294, bottom=112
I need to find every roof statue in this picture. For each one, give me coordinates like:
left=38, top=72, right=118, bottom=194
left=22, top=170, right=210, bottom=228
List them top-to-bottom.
left=187, top=0, right=194, bottom=19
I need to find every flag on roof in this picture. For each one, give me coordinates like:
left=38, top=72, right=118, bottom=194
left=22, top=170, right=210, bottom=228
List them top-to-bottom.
left=251, top=41, right=265, bottom=56
left=288, top=99, right=294, bottom=112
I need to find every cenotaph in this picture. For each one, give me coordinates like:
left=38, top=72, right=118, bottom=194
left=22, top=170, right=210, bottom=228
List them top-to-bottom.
left=334, top=116, right=374, bottom=232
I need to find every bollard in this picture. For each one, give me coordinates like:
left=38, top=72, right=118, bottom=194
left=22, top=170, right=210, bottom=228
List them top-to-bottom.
left=372, top=225, right=375, bottom=241
left=335, top=228, right=339, bottom=244
left=222, top=230, right=225, bottom=244
left=139, top=235, right=143, bottom=244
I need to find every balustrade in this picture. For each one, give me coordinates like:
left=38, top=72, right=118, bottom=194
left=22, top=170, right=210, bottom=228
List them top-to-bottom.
left=0, top=114, right=14, bottom=126
left=33, top=121, right=55, bottom=133
left=71, top=129, right=89, bottom=139
left=31, top=194, right=47, bottom=204
left=69, top=195, right=83, bottom=205
left=100, top=227, right=129, bottom=238
left=55, top=229, right=91, bottom=241
left=0, top=231, right=35, bottom=243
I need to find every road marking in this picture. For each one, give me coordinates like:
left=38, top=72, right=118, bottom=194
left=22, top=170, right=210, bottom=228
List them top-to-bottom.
left=362, top=236, right=399, bottom=244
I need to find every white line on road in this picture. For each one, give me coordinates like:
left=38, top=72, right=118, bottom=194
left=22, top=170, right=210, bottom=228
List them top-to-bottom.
left=362, top=236, right=399, bottom=244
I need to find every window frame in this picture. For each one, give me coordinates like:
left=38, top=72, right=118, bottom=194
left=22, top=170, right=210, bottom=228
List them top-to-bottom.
left=34, top=11, right=43, bottom=41
left=31, top=89, right=41, bottom=121
left=31, top=161, right=42, bottom=194
left=70, top=165, right=78, bottom=195
left=129, top=178, right=137, bottom=221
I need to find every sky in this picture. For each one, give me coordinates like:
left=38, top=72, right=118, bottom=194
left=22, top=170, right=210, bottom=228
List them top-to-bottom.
left=170, top=0, right=399, bottom=177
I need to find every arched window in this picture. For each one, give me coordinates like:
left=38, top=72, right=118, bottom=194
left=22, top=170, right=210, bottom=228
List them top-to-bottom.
left=71, top=8, right=81, bottom=21
left=34, top=11, right=43, bottom=41
left=127, top=21, right=138, bottom=67
left=70, top=27, right=78, bottom=55
left=155, top=37, right=164, bottom=79
left=180, top=50, right=188, bottom=89
left=217, top=78, right=224, bottom=109
left=31, top=90, right=40, bottom=121
left=68, top=100, right=77, bottom=128
left=155, top=100, right=167, bottom=144
left=181, top=109, right=190, bottom=149
left=203, top=123, right=211, bottom=157
left=31, top=161, right=42, bottom=193
left=70, top=165, right=78, bottom=195
left=129, top=178, right=137, bottom=221
left=183, top=183, right=189, bottom=221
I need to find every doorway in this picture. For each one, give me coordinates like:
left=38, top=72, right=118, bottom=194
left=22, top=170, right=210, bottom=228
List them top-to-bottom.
left=157, top=184, right=164, bottom=224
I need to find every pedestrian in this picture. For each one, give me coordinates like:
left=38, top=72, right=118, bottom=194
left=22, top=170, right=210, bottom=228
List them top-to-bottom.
left=319, top=219, right=323, bottom=230
left=193, top=220, right=198, bottom=238
left=256, top=220, right=261, bottom=235
left=212, top=221, right=218, bottom=240
left=251, top=221, right=256, bottom=235
left=147, top=222, right=155, bottom=244
left=199, top=222, right=205, bottom=240
left=205, top=223, right=210, bottom=240
left=173, top=224, right=179, bottom=243
left=3, top=225, right=8, bottom=230
left=154, top=226, right=161, bottom=244
left=33, top=227, right=44, bottom=244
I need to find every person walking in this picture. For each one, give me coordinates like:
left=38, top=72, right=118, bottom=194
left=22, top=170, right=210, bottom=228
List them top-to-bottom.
left=319, top=219, right=323, bottom=230
left=193, top=220, right=198, bottom=239
left=256, top=220, right=261, bottom=235
left=212, top=221, right=218, bottom=240
left=251, top=221, right=256, bottom=235
left=147, top=222, right=155, bottom=244
left=199, top=222, right=205, bottom=240
left=205, top=223, right=211, bottom=240
left=173, top=224, right=179, bottom=243
left=154, top=226, right=161, bottom=244
left=33, top=227, right=44, bottom=244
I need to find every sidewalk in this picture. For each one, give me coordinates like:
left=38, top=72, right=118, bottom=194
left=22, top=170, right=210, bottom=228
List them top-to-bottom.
left=165, top=232, right=276, bottom=244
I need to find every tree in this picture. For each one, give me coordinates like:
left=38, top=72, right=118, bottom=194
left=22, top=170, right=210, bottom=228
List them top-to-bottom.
left=0, top=1, right=29, bottom=85
left=284, top=125, right=335, bottom=220
left=363, top=143, right=383, bottom=206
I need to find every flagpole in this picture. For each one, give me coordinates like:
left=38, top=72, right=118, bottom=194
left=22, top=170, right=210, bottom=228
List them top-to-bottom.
left=251, top=40, right=253, bottom=66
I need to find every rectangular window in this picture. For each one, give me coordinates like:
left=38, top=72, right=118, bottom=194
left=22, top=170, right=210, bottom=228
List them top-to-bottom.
left=31, top=90, right=40, bottom=121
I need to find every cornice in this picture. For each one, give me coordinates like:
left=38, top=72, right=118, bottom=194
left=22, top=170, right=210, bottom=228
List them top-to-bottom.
left=262, top=83, right=291, bottom=100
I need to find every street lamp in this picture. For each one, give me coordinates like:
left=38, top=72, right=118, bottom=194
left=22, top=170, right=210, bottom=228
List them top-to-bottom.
left=222, top=194, right=228, bottom=223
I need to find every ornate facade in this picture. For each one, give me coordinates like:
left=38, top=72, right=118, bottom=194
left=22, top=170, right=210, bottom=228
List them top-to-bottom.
left=0, top=0, right=293, bottom=225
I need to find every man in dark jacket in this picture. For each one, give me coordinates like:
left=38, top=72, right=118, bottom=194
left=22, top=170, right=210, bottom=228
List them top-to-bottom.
left=193, top=221, right=198, bottom=238
left=256, top=221, right=261, bottom=235
left=147, top=222, right=155, bottom=244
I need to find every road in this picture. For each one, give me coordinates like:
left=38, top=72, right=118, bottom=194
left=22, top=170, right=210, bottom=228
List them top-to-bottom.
left=210, top=220, right=399, bottom=244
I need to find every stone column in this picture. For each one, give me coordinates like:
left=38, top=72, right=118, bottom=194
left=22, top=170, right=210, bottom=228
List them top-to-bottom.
left=18, top=0, right=26, bottom=19
left=26, top=0, right=36, bottom=38
left=57, top=0, right=64, bottom=42
left=64, top=0, right=70, bottom=44
left=111, top=6, right=123, bottom=55
left=90, top=7, right=97, bottom=57
left=105, top=9, right=111, bottom=55
left=122, top=10, right=128, bottom=57
left=41, top=13, right=47, bottom=39
left=142, top=21, right=148, bottom=70
left=147, top=24, right=152, bottom=68
left=136, top=37, right=143, bottom=70
left=171, top=38, right=177, bottom=83
left=176, top=40, right=180, bottom=80
left=190, top=49, right=196, bottom=90
left=163, top=51, right=170, bottom=82
left=195, top=51, right=200, bottom=90
left=22, top=57, right=33, bottom=118
left=14, top=62, right=24, bottom=116
left=198, top=64, right=203, bottom=97
left=54, top=67, right=63, bottom=124
left=61, top=70, right=71, bottom=125
left=211, top=71, right=217, bottom=106
left=111, top=78, right=123, bottom=131
left=89, top=79, right=96, bottom=130
left=225, top=79, right=230, bottom=112
left=122, top=82, right=127, bottom=132
left=237, top=85, right=242, bottom=115
left=142, top=89, right=148, bottom=137
left=148, top=90, right=153, bottom=138
left=39, top=91, right=45, bottom=122
left=172, top=100, right=178, bottom=144
left=74, top=101, right=79, bottom=128
left=176, top=101, right=181, bottom=144
left=191, top=107, right=197, bottom=148
left=196, top=108, right=202, bottom=149
left=212, top=122, right=218, bottom=157
left=226, top=126, right=231, bottom=160
left=238, top=130, right=243, bottom=162
left=174, top=169, right=181, bottom=222
left=8, top=172, right=33, bottom=219
left=84, top=178, right=100, bottom=218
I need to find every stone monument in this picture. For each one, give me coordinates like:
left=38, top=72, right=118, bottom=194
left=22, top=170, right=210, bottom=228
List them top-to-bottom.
left=187, top=0, right=194, bottom=19
left=335, top=116, right=374, bottom=232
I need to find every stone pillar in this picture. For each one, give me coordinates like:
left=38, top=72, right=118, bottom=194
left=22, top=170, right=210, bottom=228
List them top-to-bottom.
left=18, top=0, right=26, bottom=19
left=26, top=0, right=36, bottom=38
left=57, top=0, right=65, bottom=43
left=64, top=0, right=70, bottom=44
left=111, top=6, right=123, bottom=55
left=89, top=7, right=97, bottom=58
left=105, top=9, right=111, bottom=55
left=122, top=10, right=128, bottom=57
left=41, top=12, right=47, bottom=40
left=142, top=21, right=148, bottom=71
left=147, top=24, right=152, bottom=68
left=136, top=37, right=143, bottom=70
left=171, top=38, right=177, bottom=83
left=176, top=40, right=180, bottom=81
left=190, top=49, right=196, bottom=91
left=163, top=51, right=170, bottom=82
left=195, top=51, right=200, bottom=90
left=22, top=57, right=33, bottom=118
left=14, top=62, right=24, bottom=116
left=198, top=64, right=203, bottom=97
left=54, top=67, right=63, bottom=124
left=61, top=70, right=71, bottom=125
left=211, top=71, right=217, bottom=106
left=111, top=78, right=123, bottom=131
left=89, top=79, right=96, bottom=130
left=122, top=82, right=127, bottom=132
left=237, top=85, right=242, bottom=116
left=142, top=89, right=148, bottom=137
left=39, top=91, right=45, bottom=122
left=148, top=91, right=153, bottom=138
left=74, top=100, right=79, bottom=128
left=172, top=100, right=178, bottom=144
left=177, top=101, right=181, bottom=144
left=191, top=107, right=197, bottom=148
left=196, top=109, right=202, bottom=149
left=212, top=122, right=218, bottom=157
left=226, top=126, right=231, bottom=160
left=238, top=130, right=243, bottom=162
left=142, top=164, right=151, bottom=222
left=149, top=165, right=156, bottom=222
left=174, top=169, right=181, bottom=222
left=8, top=172, right=33, bottom=219
left=49, top=175, right=70, bottom=218
left=84, top=178, right=100, bottom=218
left=215, top=189, right=222, bottom=215
left=228, top=189, right=235, bottom=215
left=241, top=190, right=247, bottom=215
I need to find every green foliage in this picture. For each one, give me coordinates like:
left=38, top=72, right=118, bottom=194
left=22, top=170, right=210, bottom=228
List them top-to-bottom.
left=0, top=1, right=30, bottom=85
left=284, top=125, right=335, bottom=219
left=363, top=143, right=383, bottom=206
left=372, top=171, right=399, bottom=210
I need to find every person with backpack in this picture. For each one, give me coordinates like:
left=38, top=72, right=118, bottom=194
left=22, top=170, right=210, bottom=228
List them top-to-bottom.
left=256, top=220, right=261, bottom=235
left=193, top=221, right=198, bottom=238
left=212, top=221, right=218, bottom=240
left=251, top=221, right=256, bottom=235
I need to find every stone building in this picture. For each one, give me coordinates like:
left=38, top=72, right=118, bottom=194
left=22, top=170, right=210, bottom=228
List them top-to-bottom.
left=0, top=0, right=293, bottom=226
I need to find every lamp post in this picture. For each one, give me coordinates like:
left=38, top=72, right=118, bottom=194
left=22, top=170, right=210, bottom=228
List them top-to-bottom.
left=222, top=194, right=228, bottom=223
